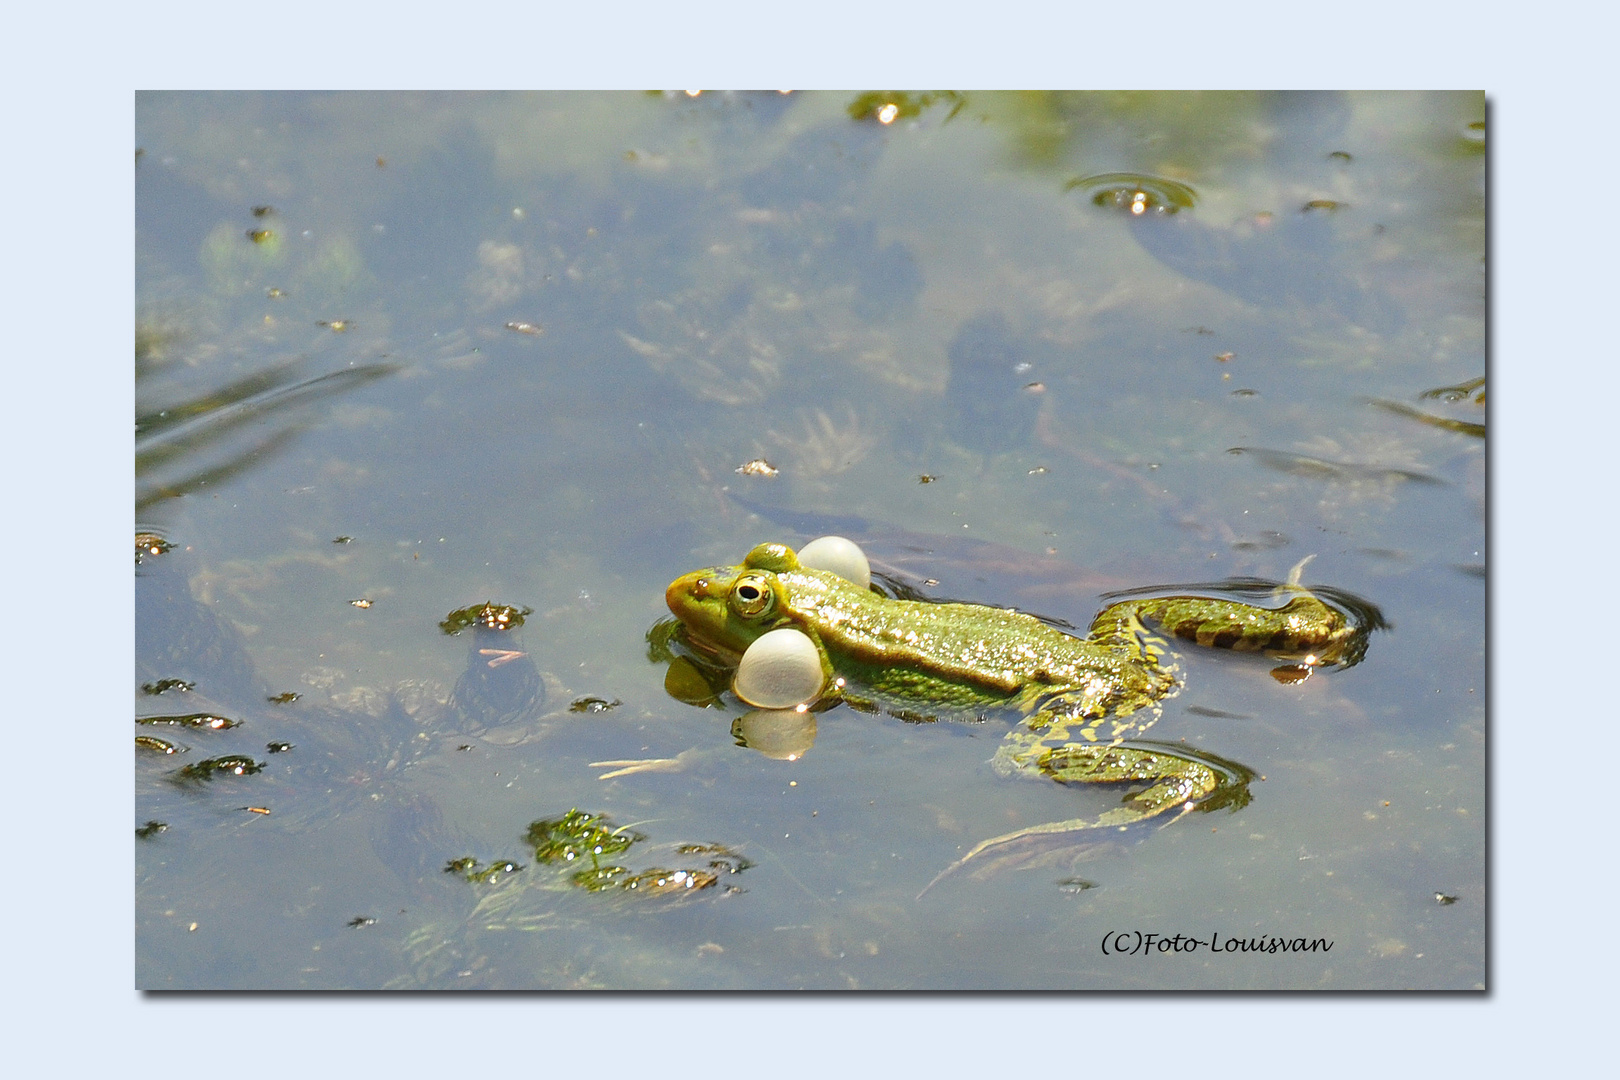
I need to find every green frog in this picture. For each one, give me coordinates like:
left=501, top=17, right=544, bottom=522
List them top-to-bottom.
left=664, top=541, right=1372, bottom=887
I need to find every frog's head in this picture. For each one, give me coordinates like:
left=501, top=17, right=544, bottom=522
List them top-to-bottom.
left=665, top=543, right=803, bottom=660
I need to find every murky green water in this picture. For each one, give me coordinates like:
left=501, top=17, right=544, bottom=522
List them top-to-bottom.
left=136, top=91, right=1484, bottom=990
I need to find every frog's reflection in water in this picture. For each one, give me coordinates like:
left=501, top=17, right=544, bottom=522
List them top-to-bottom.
left=732, top=708, right=817, bottom=761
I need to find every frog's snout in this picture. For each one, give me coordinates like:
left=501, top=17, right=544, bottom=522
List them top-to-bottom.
left=665, top=571, right=716, bottom=616
left=664, top=575, right=688, bottom=615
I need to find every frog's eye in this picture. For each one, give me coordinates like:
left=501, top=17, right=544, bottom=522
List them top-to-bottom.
left=729, top=573, right=776, bottom=619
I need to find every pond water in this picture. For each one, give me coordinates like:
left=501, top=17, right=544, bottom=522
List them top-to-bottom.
left=135, top=91, right=1484, bottom=990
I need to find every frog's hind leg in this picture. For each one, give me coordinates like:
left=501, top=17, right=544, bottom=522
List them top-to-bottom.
left=1097, top=582, right=1359, bottom=665
left=1084, top=603, right=1177, bottom=673
left=1061, top=605, right=1180, bottom=741
left=917, top=742, right=1255, bottom=899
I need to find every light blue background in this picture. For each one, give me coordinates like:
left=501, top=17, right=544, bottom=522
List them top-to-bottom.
left=6, top=0, right=1595, bottom=1073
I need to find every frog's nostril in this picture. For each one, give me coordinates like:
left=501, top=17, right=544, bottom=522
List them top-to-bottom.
left=666, top=573, right=709, bottom=612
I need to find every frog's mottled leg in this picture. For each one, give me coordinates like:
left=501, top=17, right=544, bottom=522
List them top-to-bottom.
left=1095, top=590, right=1357, bottom=664
left=1084, top=603, right=1175, bottom=668
left=1001, top=691, right=1169, bottom=760
left=919, top=742, right=1254, bottom=900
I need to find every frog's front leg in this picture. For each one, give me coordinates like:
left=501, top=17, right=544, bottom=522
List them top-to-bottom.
left=922, top=737, right=1255, bottom=899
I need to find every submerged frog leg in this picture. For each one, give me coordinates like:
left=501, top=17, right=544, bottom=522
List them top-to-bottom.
left=919, top=742, right=1255, bottom=899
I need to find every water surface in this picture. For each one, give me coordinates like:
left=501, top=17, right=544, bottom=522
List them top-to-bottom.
left=136, top=91, right=1485, bottom=990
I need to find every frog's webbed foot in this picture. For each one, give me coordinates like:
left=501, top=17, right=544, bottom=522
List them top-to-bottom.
left=1281, top=554, right=1315, bottom=591
left=919, top=742, right=1255, bottom=899
left=589, top=748, right=703, bottom=780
